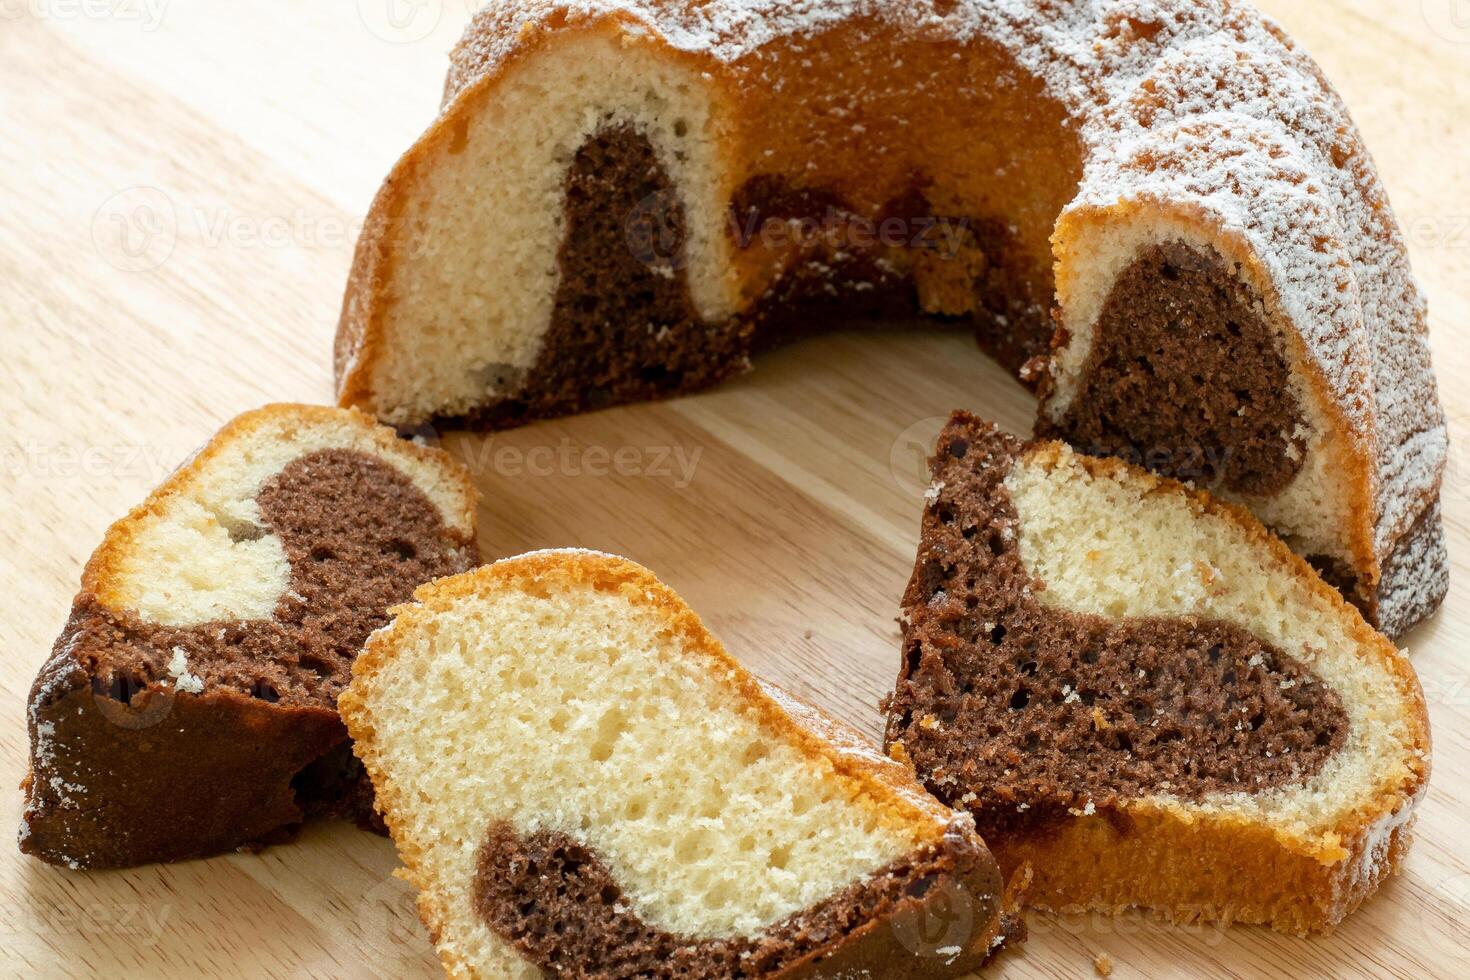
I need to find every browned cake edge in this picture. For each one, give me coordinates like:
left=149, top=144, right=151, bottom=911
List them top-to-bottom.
left=19, top=405, right=480, bottom=869
left=884, top=412, right=1430, bottom=936
left=342, top=551, right=1018, bottom=979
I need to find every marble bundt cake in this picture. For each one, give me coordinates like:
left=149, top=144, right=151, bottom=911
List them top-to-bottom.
left=334, top=0, right=1446, bottom=637
left=21, top=405, right=479, bottom=869
left=883, top=413, right=1430, bottom=935
left=340, top=550, right=1016, bottom=978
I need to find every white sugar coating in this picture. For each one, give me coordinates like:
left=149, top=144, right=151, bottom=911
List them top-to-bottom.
left=439, top=0, right=1444, bottom=617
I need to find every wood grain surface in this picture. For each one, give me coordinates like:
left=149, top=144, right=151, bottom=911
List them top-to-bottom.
left=2, top=2, right=1467, bottom=977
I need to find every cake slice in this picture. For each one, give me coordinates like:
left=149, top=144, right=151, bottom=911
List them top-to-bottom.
left=21, top=404, right=479, bottom=869
left=883, top=413, right=1430, bottom=936
left=340, top=550, right=1015, bottom=979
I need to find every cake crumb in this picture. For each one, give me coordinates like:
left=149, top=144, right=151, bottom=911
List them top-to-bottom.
left=168, top=647, right=205, bottom=695
left=1094, top=953, right=1113, bottom=977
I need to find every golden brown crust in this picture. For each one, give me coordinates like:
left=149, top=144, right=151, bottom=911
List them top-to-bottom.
left=23, top=403, right=482, bottom=870
left=82, top=403, right=479, bottom=613
left=999, top=439, right=1430, bottom=933
left=341, top=549, right=1008, bottom=979
left=989, top=791, right=1420, bottom=937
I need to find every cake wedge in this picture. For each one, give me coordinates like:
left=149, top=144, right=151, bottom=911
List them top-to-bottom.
left=21, top=404, right=479, bottom=869
left=883, top=413, right=1430, bottom=936
left=340, top=550, right=1014, bottom=978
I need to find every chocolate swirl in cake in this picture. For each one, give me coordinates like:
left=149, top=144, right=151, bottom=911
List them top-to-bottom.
left=884, top=422, right=1349, bottom=840
left=23, top=448, right=476, bottom=868
left=473, top=818, right=1009, bottom=979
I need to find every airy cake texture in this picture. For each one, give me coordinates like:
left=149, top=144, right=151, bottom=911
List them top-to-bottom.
left=333, top=0, right=1447, bottom=636
left=20, top=404, right=479, bottom=869
left=884, top=413, right=1430, bottom=935
left=340, top=550, right=1014, bottom=978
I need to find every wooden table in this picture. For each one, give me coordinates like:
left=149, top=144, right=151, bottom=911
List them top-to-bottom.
left=2, top=2, right=1466, bottom=977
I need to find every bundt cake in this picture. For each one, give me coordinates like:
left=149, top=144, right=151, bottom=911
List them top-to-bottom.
left=334, top=0, right=1447, bottom=638
left=20, top=405, right=479, bottom=869
left=883, top=413, right=1430, bottom=935
left=340, top=550, right=1017, bottom=978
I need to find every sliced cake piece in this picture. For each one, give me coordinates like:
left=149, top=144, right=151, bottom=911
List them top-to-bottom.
left=21, top=404, right=479, bottom=869
left=883, top=413, right=1430, bottom=936
left=340, top=550, right=1014, bottom=979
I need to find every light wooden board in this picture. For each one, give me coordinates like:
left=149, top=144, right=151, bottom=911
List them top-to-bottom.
left=2, top=2, right=1467, bottom=977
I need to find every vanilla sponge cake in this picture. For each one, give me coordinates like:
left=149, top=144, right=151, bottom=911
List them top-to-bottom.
left=333, top=0, right=1447, bottom=638
left=21, top=405, right=479, bottom=869
left=883, top=414, right=1430, bottom=935
left=340, top=551, right=1013, bottom=978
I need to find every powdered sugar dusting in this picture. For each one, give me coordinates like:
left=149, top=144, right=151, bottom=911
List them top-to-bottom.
left=444, top=0, right=1445, bottom=608
left=167, top=646, right=205, bottom=694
